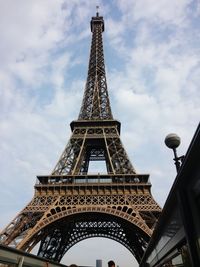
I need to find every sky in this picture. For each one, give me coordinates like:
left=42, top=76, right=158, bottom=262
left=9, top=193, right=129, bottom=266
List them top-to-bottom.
left=0, top=0, right=200, bottom=266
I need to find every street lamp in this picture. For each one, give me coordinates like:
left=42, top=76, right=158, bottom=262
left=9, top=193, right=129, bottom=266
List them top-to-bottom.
left=165, top=133, right=184, bottom=172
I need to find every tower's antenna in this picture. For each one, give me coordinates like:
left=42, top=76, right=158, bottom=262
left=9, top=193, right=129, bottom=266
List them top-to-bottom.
left=96, top=5, right=99, bottom=16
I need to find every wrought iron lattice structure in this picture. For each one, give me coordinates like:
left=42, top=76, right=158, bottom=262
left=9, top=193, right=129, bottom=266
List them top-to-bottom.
left=0, top=12, right=161, bottom=263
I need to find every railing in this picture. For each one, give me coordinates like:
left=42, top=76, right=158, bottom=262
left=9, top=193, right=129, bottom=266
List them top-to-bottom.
left=36, top=174, right=150, bottom=185
left=0, top=244, right=67, bottom=267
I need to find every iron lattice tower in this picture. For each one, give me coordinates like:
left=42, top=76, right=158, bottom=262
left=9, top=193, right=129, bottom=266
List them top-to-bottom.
left=0, top=13, right=161, bottom=263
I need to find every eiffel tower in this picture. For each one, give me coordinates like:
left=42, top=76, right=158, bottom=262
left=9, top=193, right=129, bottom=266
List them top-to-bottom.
left=0, top=11, right=161, bottom=263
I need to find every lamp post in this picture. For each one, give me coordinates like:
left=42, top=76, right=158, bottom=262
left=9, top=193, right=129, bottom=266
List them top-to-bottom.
left=165, top=133, right=184, bottom=172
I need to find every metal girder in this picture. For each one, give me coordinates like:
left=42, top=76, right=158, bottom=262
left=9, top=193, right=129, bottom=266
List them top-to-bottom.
left=52, top=125, right=136, bottom=175
left=35, top=213, right=150, bottom=263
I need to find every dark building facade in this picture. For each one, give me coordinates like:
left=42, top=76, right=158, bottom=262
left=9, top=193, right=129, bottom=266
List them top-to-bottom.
left=140, top=123, right=200, bottom=267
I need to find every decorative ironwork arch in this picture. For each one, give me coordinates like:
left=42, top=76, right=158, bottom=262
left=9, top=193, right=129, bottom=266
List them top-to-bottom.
left=17, top=206, right=151, bottom=249
left=19, top=210, right=150, bottom=262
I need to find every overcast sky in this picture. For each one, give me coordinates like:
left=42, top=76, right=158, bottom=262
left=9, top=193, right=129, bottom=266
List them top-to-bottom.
left=0, top=0, right=200, bottom=267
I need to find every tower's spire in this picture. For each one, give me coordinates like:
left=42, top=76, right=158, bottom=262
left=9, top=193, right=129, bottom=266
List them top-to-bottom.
left=96, top=5, right=99, bottom=17
left=78, top=12, right=113, bottom=120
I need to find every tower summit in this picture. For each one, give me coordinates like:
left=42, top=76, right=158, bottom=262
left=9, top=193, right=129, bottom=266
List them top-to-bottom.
left=79, top=11, right=111, bottom=120
left=0, top=12, right=161, bottom=263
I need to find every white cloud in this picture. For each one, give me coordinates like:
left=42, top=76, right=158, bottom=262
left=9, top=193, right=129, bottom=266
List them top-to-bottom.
left=107, top=0, right=199, bottom=213
left=117, top=0, right=192, bottom=25
left=0, top=1, right=66, bottom=64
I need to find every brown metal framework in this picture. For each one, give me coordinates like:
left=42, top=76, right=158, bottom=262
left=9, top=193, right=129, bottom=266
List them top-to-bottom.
left=0, top=13, right=161, bottom=263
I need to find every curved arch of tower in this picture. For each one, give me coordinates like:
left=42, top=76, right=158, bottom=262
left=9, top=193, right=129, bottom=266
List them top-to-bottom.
left=0, top=12, right=161, bottom=263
